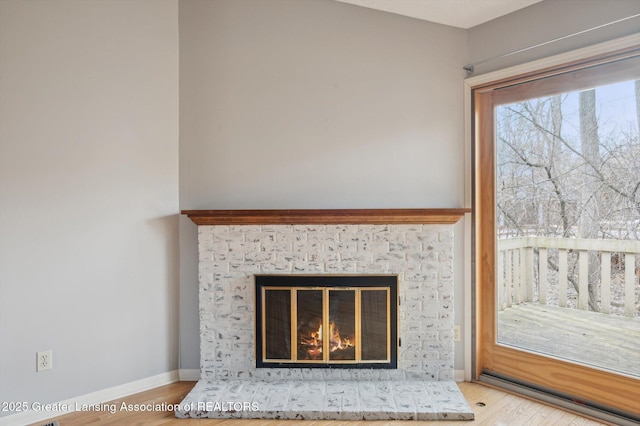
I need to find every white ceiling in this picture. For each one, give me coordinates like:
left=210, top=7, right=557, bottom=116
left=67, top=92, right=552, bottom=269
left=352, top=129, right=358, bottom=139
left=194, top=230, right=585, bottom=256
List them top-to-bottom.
left=334, top=0, right=544, bottom=29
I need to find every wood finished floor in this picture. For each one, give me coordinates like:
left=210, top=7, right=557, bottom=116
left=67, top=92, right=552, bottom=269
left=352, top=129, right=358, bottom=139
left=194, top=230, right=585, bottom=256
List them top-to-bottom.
left=29, top=381, right=611, bottom=426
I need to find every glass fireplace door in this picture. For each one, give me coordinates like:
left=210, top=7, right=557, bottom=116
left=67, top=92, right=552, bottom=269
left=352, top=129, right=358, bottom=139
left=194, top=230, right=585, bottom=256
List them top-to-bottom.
left=258, top=281, right=394, bottom=368
left=296, top=289, right=324, bottom=361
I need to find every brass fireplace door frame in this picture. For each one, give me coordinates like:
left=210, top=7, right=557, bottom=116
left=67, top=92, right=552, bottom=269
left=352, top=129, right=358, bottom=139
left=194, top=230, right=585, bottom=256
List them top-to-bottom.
left=255, top=275, right=399, bottom=369
left=261, top=286, right=392, bottom=365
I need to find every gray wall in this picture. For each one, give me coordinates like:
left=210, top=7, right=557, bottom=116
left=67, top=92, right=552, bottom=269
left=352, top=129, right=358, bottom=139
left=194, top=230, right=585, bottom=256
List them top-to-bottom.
left=0, top=0, right=179, bottom=413
left=178, top=0, right=468, bottom=370
left=467, top=0, right=640, bottom=75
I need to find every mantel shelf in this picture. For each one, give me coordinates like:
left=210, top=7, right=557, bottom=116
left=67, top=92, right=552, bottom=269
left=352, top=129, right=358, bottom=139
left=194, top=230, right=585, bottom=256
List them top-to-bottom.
left=181, top=208, right=470, bottom=225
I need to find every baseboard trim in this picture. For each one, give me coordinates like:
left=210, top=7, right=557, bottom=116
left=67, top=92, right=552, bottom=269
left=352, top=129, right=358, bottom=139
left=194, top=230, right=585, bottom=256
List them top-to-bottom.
left=178, top=368, right=200, bottom=381
left=454, top=369, right=465, bottom=382
left=0, top=370, right=179, bottom=426
left=479, top=373, right=640, bottom=426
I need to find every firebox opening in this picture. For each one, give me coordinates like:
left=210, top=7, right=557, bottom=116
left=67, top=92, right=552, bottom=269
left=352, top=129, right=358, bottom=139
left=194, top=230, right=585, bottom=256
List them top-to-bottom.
left=255, top=275, right=398, bottom=369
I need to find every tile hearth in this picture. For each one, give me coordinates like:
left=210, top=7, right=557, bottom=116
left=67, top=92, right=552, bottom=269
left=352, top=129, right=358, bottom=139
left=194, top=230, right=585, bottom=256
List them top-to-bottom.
left=175, top=379, right=474, bottom=420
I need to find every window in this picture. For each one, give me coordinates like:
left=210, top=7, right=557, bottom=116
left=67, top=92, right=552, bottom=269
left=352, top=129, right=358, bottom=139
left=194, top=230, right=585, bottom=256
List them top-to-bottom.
left=473, top=47, right=640, bottom=418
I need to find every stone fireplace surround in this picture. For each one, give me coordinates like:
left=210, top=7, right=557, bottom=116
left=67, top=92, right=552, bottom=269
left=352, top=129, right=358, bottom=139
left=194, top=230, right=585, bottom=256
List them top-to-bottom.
left=177, top=209, right=473, bottom=420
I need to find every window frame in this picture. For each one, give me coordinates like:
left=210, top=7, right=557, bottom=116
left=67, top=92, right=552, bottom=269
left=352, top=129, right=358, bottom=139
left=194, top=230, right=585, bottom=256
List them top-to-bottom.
left=466, top=40, right=640, bottom=417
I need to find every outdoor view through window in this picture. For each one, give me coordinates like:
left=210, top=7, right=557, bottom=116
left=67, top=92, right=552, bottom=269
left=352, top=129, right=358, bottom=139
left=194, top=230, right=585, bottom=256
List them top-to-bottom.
left=495, top=79, right=640, bottom=378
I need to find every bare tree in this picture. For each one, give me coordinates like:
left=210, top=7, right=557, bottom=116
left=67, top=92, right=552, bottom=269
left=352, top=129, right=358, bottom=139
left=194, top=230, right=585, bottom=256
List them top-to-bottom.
left=636, top=80, right=640, bottom=134
left=496, top=82, right=640, bottom=313
left=579, top=89, right=601, bottom=311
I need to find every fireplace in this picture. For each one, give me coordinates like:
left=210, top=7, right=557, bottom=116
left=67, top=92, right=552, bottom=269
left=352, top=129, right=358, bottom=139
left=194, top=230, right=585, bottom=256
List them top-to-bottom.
left=176, top=209, right=474, bottom=421
left=185, top=216, right=462, bottom=381
left=255, top=275, right=397, bottom=369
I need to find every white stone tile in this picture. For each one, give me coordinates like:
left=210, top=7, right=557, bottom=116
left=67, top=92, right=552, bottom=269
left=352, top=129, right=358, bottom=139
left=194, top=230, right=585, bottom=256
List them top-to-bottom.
left=198, top=224, right=456, bottom=381
left=176, top=380, right=473, bottom=421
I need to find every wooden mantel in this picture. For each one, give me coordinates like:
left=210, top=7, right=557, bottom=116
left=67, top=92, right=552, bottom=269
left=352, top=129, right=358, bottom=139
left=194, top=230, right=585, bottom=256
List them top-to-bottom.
left=181, top=208, right=470, bottom=226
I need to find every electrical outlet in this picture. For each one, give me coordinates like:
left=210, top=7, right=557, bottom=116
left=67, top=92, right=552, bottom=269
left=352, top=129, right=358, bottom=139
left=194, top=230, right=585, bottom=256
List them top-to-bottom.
left=453, top=326, right=461, bottom=342
left=37, top=350, right=52, bottom=372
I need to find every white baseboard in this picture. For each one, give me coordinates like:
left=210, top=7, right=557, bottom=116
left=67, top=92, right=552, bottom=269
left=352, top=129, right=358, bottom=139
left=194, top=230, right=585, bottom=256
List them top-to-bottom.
left=178, top=368, right=200, bottom=381
left=454, top=369, right=466, bottom=382
left=0, top=370, right=179, bottom=426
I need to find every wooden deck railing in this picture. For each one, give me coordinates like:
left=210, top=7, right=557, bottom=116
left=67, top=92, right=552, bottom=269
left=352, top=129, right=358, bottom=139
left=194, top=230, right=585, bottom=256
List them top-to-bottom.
left=497, top=237, right=640, bottom=317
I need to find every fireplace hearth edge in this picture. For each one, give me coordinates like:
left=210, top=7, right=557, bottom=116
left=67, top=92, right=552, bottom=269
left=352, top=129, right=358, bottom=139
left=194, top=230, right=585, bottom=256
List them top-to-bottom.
left=175, top=379, right=475, bottom=420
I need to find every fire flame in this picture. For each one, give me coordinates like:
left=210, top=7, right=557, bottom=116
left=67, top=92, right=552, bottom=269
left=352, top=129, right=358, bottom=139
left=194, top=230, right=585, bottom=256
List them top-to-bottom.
left=299, top=321, right=353, bottom=358
left=329, top=322, right=353, bottom=352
